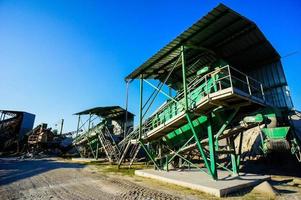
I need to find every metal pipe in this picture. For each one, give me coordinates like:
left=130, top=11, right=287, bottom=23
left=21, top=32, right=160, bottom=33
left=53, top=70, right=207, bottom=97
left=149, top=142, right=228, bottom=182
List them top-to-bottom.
left=181, top=45, right=189, bottom=110
left=142, top=54, right=181, bottom=119
left=228, top=66, right=233, bottom=90
left=139, top=75, right=143, bottom=140
left=246, top=76, right=252, bottom=95
left=143, top=80, right=178, bottom=103
left=124, top=81, right=129, bottom=138
left=260, top=84, right=265, bottom=101
left=186, top=114, right=213, bottom=178
left=76, top=115, right=81, bottom=137
left=59, top=119, right=64, bottom=135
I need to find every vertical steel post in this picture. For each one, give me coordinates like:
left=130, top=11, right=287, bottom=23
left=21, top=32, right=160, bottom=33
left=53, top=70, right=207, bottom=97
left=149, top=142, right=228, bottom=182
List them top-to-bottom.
left=181, top=44, right=215, bottom=179
left=181, top=45, right=189, bottom=110
left=228, top=66, right=233, bottom=90
left=139, top=75, right=143, bottom=140
left=124, top=81, right=129, bottom=138
left=260, top=84, right=265, bottom=101
left=76, top=115, right=81, bottom=137
left=207, top=115, right=217, bottom=179
left=59, top=119, right=64, bottom=135
left=236, top=132, right=243, bottom=169
left=230, top=136, right=238, bottom=175
left=96, top=142, right=99, bottom=160
left=165, top=155, right=169, bottom=171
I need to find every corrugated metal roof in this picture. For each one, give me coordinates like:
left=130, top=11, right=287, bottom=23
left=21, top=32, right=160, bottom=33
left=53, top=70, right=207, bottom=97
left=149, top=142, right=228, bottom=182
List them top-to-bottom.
left=125, top=3, right=280, bottom=90
left=74, top=106, right=134, bottom=119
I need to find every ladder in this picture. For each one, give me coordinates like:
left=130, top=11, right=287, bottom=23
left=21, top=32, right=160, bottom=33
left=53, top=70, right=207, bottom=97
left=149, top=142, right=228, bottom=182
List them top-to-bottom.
left=96, top=125, right=120, bottom=163
left=117, top=128, right=140, bottom=167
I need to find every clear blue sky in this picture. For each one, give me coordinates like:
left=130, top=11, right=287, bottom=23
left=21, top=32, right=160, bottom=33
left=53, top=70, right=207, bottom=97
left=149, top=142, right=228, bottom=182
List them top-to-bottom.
left=0, top=0, right=300, bottom=132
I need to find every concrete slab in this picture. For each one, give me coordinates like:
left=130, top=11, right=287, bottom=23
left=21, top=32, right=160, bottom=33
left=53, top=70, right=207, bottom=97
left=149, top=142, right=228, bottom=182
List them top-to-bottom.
left=135, top=169, right=270, bottom=197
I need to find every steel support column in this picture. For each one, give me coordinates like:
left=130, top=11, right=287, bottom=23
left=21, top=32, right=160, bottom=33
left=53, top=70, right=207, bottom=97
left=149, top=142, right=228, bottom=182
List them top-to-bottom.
left=181, top=45, right=215, bottom=179
left=181, top=45, right=189, bottom=111
left=139, top=75, right=143, bottom=140
left=124, top=81, right=130, bottom=138
left=76, top=115, right=81, bottom=137
left=207, top=115, right=217, bottom=179
left=229, top=136, right=238, bottom=175
left=139, top=141, right=160, bottom=169
left=96, top=142, right=99, bottom=160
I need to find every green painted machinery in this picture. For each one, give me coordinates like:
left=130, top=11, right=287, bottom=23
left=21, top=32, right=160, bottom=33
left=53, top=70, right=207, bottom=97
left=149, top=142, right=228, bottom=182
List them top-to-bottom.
left=261, top=127, right=290, bottom=154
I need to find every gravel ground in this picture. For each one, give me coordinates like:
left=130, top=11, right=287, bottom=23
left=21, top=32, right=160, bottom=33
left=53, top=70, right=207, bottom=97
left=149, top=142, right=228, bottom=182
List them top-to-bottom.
left=0, top=158, right=300, bottom=200
left=0, top=158, right=184, bottom=200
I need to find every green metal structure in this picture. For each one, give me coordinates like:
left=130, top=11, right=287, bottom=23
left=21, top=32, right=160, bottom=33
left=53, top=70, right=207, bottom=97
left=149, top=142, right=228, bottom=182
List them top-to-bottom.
left=117, top=4, right=300, bottom=180
left=73, top=106, right=134, bottom=162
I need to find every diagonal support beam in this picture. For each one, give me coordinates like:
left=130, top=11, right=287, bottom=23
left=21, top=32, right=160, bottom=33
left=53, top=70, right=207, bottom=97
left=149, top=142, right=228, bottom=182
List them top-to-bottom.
left=143, top=80, right=178, bottom=104
left=214, top=107, right=240, bottom=150
left=186, top=113, right=214, bottom=178
left=167, top=135, right=194, bottom=164
left=139, top=141, right=160, bottom=170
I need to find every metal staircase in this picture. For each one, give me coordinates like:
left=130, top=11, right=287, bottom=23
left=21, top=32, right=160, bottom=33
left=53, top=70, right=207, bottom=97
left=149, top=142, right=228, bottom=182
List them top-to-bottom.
left=74, top=122, right=120, bottom=162
left=97, top=126, right=120, bottom=163
left=117, top=128, right=140, bottom=166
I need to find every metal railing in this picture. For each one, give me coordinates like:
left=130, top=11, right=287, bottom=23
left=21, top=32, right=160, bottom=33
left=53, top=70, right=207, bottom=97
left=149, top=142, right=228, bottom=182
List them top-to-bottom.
left=120, top=65, right=266, bottom=143
left=141, top=65, right=265, bottom=137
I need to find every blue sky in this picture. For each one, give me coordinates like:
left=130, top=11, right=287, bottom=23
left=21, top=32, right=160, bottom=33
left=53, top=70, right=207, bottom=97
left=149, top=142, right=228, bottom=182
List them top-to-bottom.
left=0, top=0, right=300, bottom=132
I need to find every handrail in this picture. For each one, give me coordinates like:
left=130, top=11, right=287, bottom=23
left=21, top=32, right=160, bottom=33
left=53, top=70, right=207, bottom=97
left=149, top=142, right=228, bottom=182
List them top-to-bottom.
left=118, top=65, right=266, bottom=144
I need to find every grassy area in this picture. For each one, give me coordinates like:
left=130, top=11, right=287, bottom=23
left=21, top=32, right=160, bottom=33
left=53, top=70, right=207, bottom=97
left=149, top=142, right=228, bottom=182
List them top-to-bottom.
left=86, top=161, right=150, bottom=176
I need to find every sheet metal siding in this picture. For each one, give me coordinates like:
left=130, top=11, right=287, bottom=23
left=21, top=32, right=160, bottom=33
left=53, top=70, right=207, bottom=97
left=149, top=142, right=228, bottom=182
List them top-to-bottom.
left=248, top=61, right=293, bottom=109
left=19, top=112, right=35, bottom=139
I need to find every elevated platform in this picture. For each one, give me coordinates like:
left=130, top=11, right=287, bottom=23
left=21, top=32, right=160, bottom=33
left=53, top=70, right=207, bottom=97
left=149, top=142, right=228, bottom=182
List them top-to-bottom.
left=142, top=86, right=266, bottom=142
left=135, top=169, right=270, bottom=197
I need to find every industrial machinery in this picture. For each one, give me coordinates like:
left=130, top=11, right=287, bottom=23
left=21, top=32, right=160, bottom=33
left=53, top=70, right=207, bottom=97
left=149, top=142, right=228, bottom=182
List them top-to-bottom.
left=117, top=4, right=300, bottom=180
left=73, top=106, right=134, bottom=162
left=260, top=109, right=301, bottom=161
left=0, top=110, right=35, bottom=153
left=27, top=123, right=54, bottom=151
left=27, top=123, right=76, bottom=154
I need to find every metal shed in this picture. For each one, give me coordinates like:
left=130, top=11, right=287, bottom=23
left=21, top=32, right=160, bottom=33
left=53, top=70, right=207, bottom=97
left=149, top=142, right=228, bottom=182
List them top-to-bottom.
left=126, top=3, right=293, bottom=109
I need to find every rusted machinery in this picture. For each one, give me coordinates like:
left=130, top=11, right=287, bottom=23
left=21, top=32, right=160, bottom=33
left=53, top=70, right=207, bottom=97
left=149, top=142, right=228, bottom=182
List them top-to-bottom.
left=0, top=110, right=35, bottom=153
left=26, top=123, right=76, bottom=154
left=27, top=123, right=54, bottom=151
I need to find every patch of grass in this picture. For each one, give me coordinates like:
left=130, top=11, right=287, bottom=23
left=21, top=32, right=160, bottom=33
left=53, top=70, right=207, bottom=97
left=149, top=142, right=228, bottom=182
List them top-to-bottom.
left=82, top=161, right=269, bottom=199
left=86, top=162, right=150, bottom=176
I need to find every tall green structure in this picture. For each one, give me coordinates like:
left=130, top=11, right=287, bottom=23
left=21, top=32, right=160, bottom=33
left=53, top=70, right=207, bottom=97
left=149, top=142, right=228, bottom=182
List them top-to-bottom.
left=117, top=4, right=300, bottom=180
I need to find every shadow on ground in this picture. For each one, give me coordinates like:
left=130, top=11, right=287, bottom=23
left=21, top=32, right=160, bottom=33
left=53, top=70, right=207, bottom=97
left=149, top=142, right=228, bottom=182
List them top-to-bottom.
left=241, top=153, right=301, bottom=178
left=0, top=158, right=85, bottom=186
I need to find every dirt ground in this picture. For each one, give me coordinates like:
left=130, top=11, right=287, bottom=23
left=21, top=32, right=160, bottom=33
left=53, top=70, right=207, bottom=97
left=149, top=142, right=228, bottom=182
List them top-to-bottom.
left=0, top=158, right=300, bottom=200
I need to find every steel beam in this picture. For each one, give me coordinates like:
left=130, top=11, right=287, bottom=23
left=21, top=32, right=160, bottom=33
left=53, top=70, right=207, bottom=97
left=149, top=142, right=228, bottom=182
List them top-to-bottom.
left=139, top=75, right=143, bottom=140
left=207, top=115, right=217, bottom=179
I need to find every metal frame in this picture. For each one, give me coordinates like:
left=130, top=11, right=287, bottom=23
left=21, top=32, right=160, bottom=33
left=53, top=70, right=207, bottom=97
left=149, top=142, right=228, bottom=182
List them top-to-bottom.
left=123, top=44, right=267, bottom=180
left=73, top=112, right=121, bottom=162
